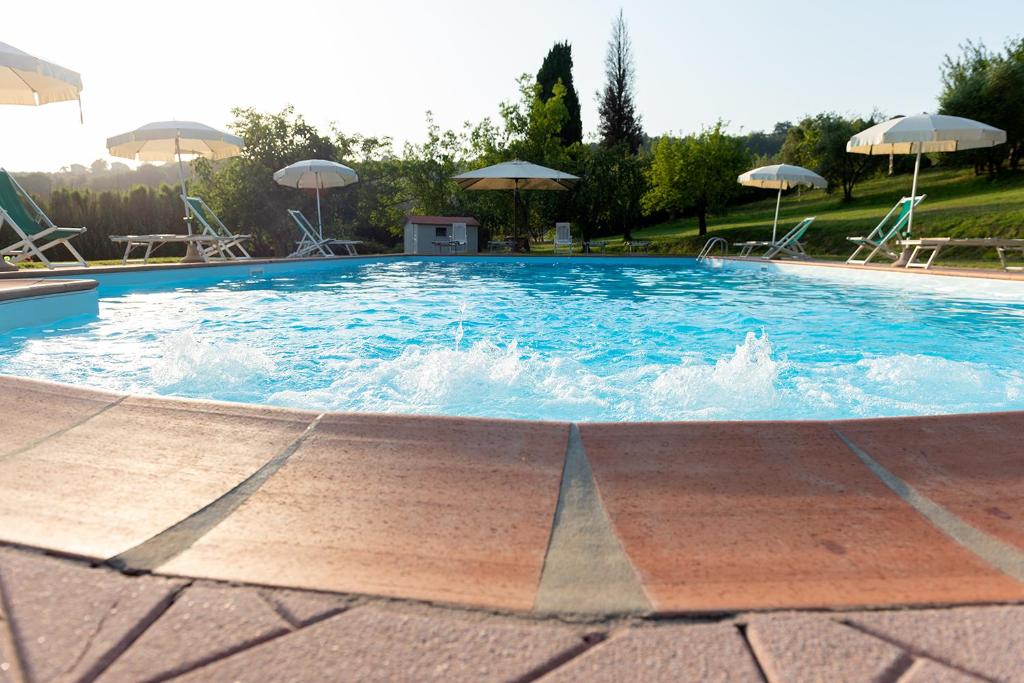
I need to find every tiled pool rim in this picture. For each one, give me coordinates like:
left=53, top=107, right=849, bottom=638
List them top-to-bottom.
left=0, top=255, right=1022, bottom=618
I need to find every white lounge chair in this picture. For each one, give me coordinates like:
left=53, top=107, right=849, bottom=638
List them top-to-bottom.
left=0, top=169, right=87, bottom=268
left=182, top=195, right=252, bottom=259
left=846, top=195, right=925, bottom=265
left=287, top=210, right=334, bottom=258
left=737, top=217, right=815, bottom=260
left=553, top=222, right=573, bottom=254
left=109, top=233, right=243, bottom=264
left=898, top=236, right=1024, bottom=271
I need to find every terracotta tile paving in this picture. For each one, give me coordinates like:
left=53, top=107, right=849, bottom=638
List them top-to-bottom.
left=0, top=377, right=122, bottom=457
left=0, top=396, right=315, bottom=559
left=836, top=413, right=1024, bottom=549
left=159, top=414, right=570, bottom=610
left=579, top=421, right=1024, bottom=611
left=1, top=544, right=1023, bottom=681
left=0, top=547, right=184, bottom=683
left=96, top=584, right=291, bottom=682
left=175, top=605, right=591, bottom=683
left=844, top=605, right=1024, bottom=682
left=745, top=613, right=914, bottom=682
left=538, top=623, right=763, bottom=682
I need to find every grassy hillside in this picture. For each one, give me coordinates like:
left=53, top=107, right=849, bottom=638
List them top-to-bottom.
left=540, top=167, right=1024, bottom=265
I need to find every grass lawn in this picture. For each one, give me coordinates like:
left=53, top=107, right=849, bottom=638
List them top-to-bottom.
left=533, top=167, right=1024, bottom=267
left=11, top=257, right=185, bottom=269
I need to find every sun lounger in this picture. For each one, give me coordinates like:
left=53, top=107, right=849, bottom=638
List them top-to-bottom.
left=0, top=169, right=87, bottom=268
left=182, top=195, right=251, bottom=259
left=846, top=195, right=925, bottom=265
left=287, top=210, right=333, bottom=257
left=737, top=217, right=815, bottom=260
left=553, top=222, right=574, bottom=254
left=109, top=234, right=244, bottom=264
left=897, top=237, right=1024, bottom=271
left=488, top=238, right=515, bottom=252
left=325, top=239, right=362, bottom=256
left=627, top=240, right=651, bottom=254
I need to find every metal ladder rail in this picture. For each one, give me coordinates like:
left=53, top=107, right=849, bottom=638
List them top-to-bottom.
left=697, top=237, right=729, bottom=262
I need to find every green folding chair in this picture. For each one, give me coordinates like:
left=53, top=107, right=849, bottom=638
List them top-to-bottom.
left=0, top=169, right=87, bottom=268
left=846, top=195, right=926, bottom=265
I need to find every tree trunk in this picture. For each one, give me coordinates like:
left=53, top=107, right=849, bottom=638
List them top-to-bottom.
left=697, top=207, right=708, bottom=237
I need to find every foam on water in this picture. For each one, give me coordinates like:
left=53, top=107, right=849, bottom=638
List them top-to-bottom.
left=1, top=258, right=1023, bottom=421
left=150, top=330, right=277, bottom=402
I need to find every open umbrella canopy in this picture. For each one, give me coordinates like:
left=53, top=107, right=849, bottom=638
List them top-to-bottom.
left=0, top=41, right=82, bottom=106
left=846, top=114, right=1006, bottom=155
left=847, top=114, right=1006, bottom=239
left=106, top=121, right=244, bottom=163
left=273, top=159, right=358, bottom=189
left=274, top=159, right=359, bottom=239
left=452, top=160, right=579, bottom=191
left=737, top=164, right=826, bottom=190
left=738, top=164, right=826, bottom=243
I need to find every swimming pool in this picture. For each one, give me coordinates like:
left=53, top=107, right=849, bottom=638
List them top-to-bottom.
left=1, top=256, right=1022, bottom=422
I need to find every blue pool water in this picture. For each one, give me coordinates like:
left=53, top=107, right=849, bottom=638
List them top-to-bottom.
left=1, top=257, right=1023, bottom=421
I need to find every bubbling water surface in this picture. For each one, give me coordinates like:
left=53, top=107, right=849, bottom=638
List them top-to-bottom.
left=1, top=258, right=1022, bottom=421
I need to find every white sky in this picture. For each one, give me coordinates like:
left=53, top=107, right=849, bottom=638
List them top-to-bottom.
left=4, top=0, right=1023, bottom=172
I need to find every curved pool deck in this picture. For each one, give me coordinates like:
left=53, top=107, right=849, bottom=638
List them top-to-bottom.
left=1, top=257, right=1023, bottom=680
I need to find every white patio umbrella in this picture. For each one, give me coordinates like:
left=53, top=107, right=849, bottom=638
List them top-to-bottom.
left=0, top=41, right=82, bottom=116
left=0, top=43, right=82, bottom=270
left=846, top=114, right=1006, bottom=235
left=106, top=121, right=243, bottom=261
left=106, top=121, right=244, bottom=229
left=273, top=159, right=359, bottom=239
left=452, top=160, right=579, bottom=240
left=738, top=164, right=827, bottom=242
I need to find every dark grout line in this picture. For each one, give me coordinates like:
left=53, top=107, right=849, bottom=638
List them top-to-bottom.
left=0, top=394, right=128, bottom=463
left=107, top=414, right=325, bottom=573
left=832, top=426, right=1024, bottom=583
left=0, top=569, right=27, bottom=683
left=78, top=579, right=193, bottom=683
left=255, top=590, right=352, bottom=630
left=255, top=590, right=304, bottom=630
left=162, top=604, right=363, bottom=681
left=840, top=619, right=1000, bottom=683
left=144, top=622, right=293, bottom=683
left=735, top=623, right=771, bottom=683
left=511, top=630, right=609, bottom=683
left=878, top=652, right=917, bottom=683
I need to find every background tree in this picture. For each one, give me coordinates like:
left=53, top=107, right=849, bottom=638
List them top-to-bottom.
left=597, top=10, right=643, bottom=153
left=939, top=38, right=1024, bottom=173
left=537, top=42, right=583, bottom=146
left=781, top=113, right=881, bottom=200
left=744, top=121, right=792, bottom=161
left=642, top=122, right=750, bottom=236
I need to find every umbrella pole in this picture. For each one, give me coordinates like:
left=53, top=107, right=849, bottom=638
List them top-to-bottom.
left=175, top=132, right=205, bottom=264
left=175, top=133, right=189, bottom=234
left=908, top=148, right=922, bottom=235
left=514, top=182, right=519, bottom=243
left=316, top=183, right=323, bottom=240
left=772, top=187, right=782, bottom=243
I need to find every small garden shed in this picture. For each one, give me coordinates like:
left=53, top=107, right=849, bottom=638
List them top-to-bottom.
left=403, top=216, right=480, bottom=254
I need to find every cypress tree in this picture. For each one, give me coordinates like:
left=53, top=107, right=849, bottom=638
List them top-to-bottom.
left=597, top=10, right=644, bottom=153
left=537, top=41, right=583, bottom=146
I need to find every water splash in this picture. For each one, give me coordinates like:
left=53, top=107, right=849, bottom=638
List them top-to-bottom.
left=454, top=301, right=468, bottom=352
left=151, top=330, right=276, bottom=401
left=269, top=331, right=789, bottom=421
